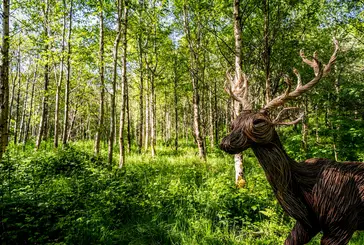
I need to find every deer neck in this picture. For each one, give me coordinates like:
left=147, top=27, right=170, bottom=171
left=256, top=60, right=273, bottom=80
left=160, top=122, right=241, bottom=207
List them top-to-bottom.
left=251, top=131, right=312, bottom=226
left=251, top=132, right=295, bottom=192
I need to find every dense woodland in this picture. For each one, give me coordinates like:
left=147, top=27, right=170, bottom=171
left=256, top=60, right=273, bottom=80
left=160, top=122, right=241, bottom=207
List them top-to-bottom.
left=0, top=0, right=364, bottom=244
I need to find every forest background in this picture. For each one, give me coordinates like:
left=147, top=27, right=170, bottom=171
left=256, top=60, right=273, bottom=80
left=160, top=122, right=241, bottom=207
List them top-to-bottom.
left=0, top=0, right=363, bottom=244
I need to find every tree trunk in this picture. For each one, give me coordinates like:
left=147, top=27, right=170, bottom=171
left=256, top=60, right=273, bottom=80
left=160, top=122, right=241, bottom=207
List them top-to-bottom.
left=0, top=0, right=10, bottom=159
left=36, top=0, right=50, bottom=150
left=54, top=0, right=67, bottom=148
left=62, top=0, right=73, bottom=146
left=94, top=0, right=105, bottom=155
left=108, top=0, right=123, bottom=165
left=232, top=0, right=246, bottom=188
left=263, top=0, right=271, bottom=104
left=119, top=1, right=128, bottom=168
left=183, top=4, right=206, bottom=160
left=14, top=45, right=22, bottom=144
left=173, top=53, right=178, bottom=152
left=23, top=67, right=37, bottom=145
left=144, top=73, right=149, bottom=151
left=19, top=74, right=30, bottom=143
left=214, top=79, right=218, bottom=145
left=302, top=97, right=309, bottom=156
left=67, top=108, right=77, bottom=142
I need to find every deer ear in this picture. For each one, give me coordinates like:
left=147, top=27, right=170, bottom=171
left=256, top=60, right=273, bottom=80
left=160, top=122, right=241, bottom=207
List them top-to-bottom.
left=259, top=109, right=269, bottom=115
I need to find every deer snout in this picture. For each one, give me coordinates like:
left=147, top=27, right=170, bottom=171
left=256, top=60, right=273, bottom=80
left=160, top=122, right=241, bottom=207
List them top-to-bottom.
left=220, top=133, right=250, bottom=154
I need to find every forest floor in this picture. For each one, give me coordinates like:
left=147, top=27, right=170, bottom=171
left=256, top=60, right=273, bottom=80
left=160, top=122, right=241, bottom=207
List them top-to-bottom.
left=1, top=141, right=364, bottom=244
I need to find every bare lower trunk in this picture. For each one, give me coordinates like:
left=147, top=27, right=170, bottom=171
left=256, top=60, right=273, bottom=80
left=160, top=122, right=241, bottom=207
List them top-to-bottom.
left=14, top=53, right=21, bottom=144
left=23, top=68, right=37, bottom=145
left=19, top=75, right=30, bottom=143
left=151, top=76, right=156, bottom=157
left=144, top=77, right=149, bottom=151
left=67, top=108, right=77, bottom=142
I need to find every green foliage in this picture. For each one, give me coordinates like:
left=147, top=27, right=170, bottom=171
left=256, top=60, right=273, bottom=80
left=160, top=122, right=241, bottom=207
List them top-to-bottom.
left=0, top=143, right=285, bottom=244
left=2, top=143, right=364, bottom=244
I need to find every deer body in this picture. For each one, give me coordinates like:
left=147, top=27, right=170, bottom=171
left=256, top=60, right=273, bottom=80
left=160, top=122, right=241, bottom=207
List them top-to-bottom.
left=220, top=111, right=364, bottom=244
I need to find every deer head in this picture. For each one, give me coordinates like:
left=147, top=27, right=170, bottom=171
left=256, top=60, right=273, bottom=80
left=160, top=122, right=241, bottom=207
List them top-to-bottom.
left=220, top=39, right=339, bottom=154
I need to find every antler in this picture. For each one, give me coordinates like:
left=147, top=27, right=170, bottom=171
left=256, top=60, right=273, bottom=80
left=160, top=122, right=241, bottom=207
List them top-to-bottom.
left=264, top=38, right=339, bottom=110
left=224, top=69, right=251, bottom=109
left=271, top=107, right=304, bottom=126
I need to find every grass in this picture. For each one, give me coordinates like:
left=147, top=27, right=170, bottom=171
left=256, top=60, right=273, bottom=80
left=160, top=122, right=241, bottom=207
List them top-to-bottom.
left=0, top=140, right=363, bottom=244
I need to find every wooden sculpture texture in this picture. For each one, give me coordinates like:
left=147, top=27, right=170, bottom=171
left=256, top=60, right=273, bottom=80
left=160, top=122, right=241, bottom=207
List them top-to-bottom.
left=220, top=40, right=364, bottom=245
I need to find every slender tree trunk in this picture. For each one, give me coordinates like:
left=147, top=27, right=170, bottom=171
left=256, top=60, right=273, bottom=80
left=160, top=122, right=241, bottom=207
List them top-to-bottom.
left=0, top=0, right=10, bottom=158
left=36, top=0, right=50, bottom=150
left=55, top=0, right=67, bottom=148
left=62, top=0, right=73, bottom=146
left=94, top=0, right=105, bottom=155
left=108, top=0, right=123, bottom=165
left=232, top=0, right=246, bottom=188
left=263, top=0, right=271, bottom=104
left=119, top=1, right=128, bottom=168
left=183, top=4, right=206, bottom=160
left=138, top=41, right=144, bottom=153
left=14, top=45, right=22, bottom=144
left=173, top=53, right=178, bottom=152
left=24, top=67, right=37, bottom=145
left=144, top=73, right=149, bottom=151
left=8, top=74, right=17, bottom=132
left=150, top=74, right=156, bottom=157
left=19, top=75, right=30, bottom=143
left=126, top=77, right=131, bottom=153
left=214, top=79, right=218, bottom=145
left=209, top=86, right=214, bottom=148
left=302, top=97, right=309, bottom=155
left=315, top=104, right=319, bottom=143
left=67, top=108, right=77, bottom=142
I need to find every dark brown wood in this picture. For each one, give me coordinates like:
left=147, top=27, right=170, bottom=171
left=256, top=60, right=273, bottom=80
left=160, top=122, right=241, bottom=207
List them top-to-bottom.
left=220, top=111, right=364, bottom=244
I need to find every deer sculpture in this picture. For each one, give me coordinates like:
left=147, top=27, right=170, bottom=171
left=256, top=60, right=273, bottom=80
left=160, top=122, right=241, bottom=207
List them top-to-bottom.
left=221, top=39, right=364, bottom=245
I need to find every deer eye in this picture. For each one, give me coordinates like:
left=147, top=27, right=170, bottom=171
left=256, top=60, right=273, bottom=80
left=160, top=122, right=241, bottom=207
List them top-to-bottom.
left=253, top=119, right=266, bottom=127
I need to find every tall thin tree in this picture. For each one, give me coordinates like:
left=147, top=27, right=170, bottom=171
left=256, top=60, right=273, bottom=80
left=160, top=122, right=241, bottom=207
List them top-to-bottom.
left=0, top=0, right=10, bottom=159
left=36, top=0, right=51, bottom=150
left=62, top=0, right=73, bottom=146
left=94, top=0, right=105, bottom=155
left=108, top=0, right=123, bottom=165
left=119, top=0, right=129, bottom=168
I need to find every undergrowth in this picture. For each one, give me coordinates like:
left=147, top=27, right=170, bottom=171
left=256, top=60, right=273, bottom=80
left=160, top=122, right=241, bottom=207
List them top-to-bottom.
left=0, top=141, right=363, bottom=244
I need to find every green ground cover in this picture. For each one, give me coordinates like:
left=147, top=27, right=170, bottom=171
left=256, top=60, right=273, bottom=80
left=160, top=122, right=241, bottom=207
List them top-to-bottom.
left=1, top=141, right=363, bottom=244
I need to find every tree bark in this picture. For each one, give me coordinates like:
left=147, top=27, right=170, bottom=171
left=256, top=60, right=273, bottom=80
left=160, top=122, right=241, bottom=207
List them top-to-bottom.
left=0, top=0, right=10, bottom=159
left=36, top=0, right=50, bottom=150
left=54, top=0, right=67, bottom=148
left=62, top=0, right=73, bottom=146
left=94, top=0, right=105, bottom=155
left=108, top=0, right=123, bottom=165
left=233, top=0, right=246, bottom=188
left=263, top=0, right=271, bottom=104
left=119, top=1, right=128, bottom=168
left=183, top=3, right=206, bottom=160
left=14, top=43, right=22, bottom=144
left=173, top=52, right=178, bottom=152
left=23, top=67, right=37, bottom=145
left=19, top=74, right=30, bottom=143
